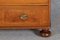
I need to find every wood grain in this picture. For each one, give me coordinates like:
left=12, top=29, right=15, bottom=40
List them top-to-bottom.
left=0, top=0, right=48, bottom=5
left=0, top=0, right=50, bottom=29
left=0, top=6, right=50, bottom=29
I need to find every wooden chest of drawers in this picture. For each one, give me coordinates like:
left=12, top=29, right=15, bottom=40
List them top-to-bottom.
left=0, top=0, right=51, bottom=37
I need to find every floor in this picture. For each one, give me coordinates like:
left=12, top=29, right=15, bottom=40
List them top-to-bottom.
left=0, top=0, right=60, bottom=40
left=0, top=29, right=59, bottom=40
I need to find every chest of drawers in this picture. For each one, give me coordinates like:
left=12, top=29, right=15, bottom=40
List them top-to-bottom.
left=0, top=0, right=51, bottom=37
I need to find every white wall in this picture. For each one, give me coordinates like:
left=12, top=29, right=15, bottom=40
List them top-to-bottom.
left=51, top=0, right=60, bottom=34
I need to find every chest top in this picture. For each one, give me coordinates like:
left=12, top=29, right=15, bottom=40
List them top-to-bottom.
left=0, top=0, right=49, bottom=5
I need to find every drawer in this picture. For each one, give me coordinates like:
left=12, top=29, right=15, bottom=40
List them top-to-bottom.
left=0, top=0, right=48, bottom=5
left=0, top=6, right=50, bottom=27
left=0, top=10, right=4, bottom=24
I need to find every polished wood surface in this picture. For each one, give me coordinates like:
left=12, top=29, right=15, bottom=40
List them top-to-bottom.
left=0, top=0, right=48, bottom=5
left=0, top=0, right=50, bottom=30
left=0, top=6, right=50, bottom=29
left=40, top=30, right=51, bottom=37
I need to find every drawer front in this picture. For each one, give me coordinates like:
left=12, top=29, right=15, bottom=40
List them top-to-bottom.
left=0, top=0, right=48, bottom=5
left=0, top=6, right=50, bottom=27
left=0, top=10, right=4, bottom=24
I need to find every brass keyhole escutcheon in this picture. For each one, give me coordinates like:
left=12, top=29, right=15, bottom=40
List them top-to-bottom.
left=19, top=14, right=28, bottom=21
